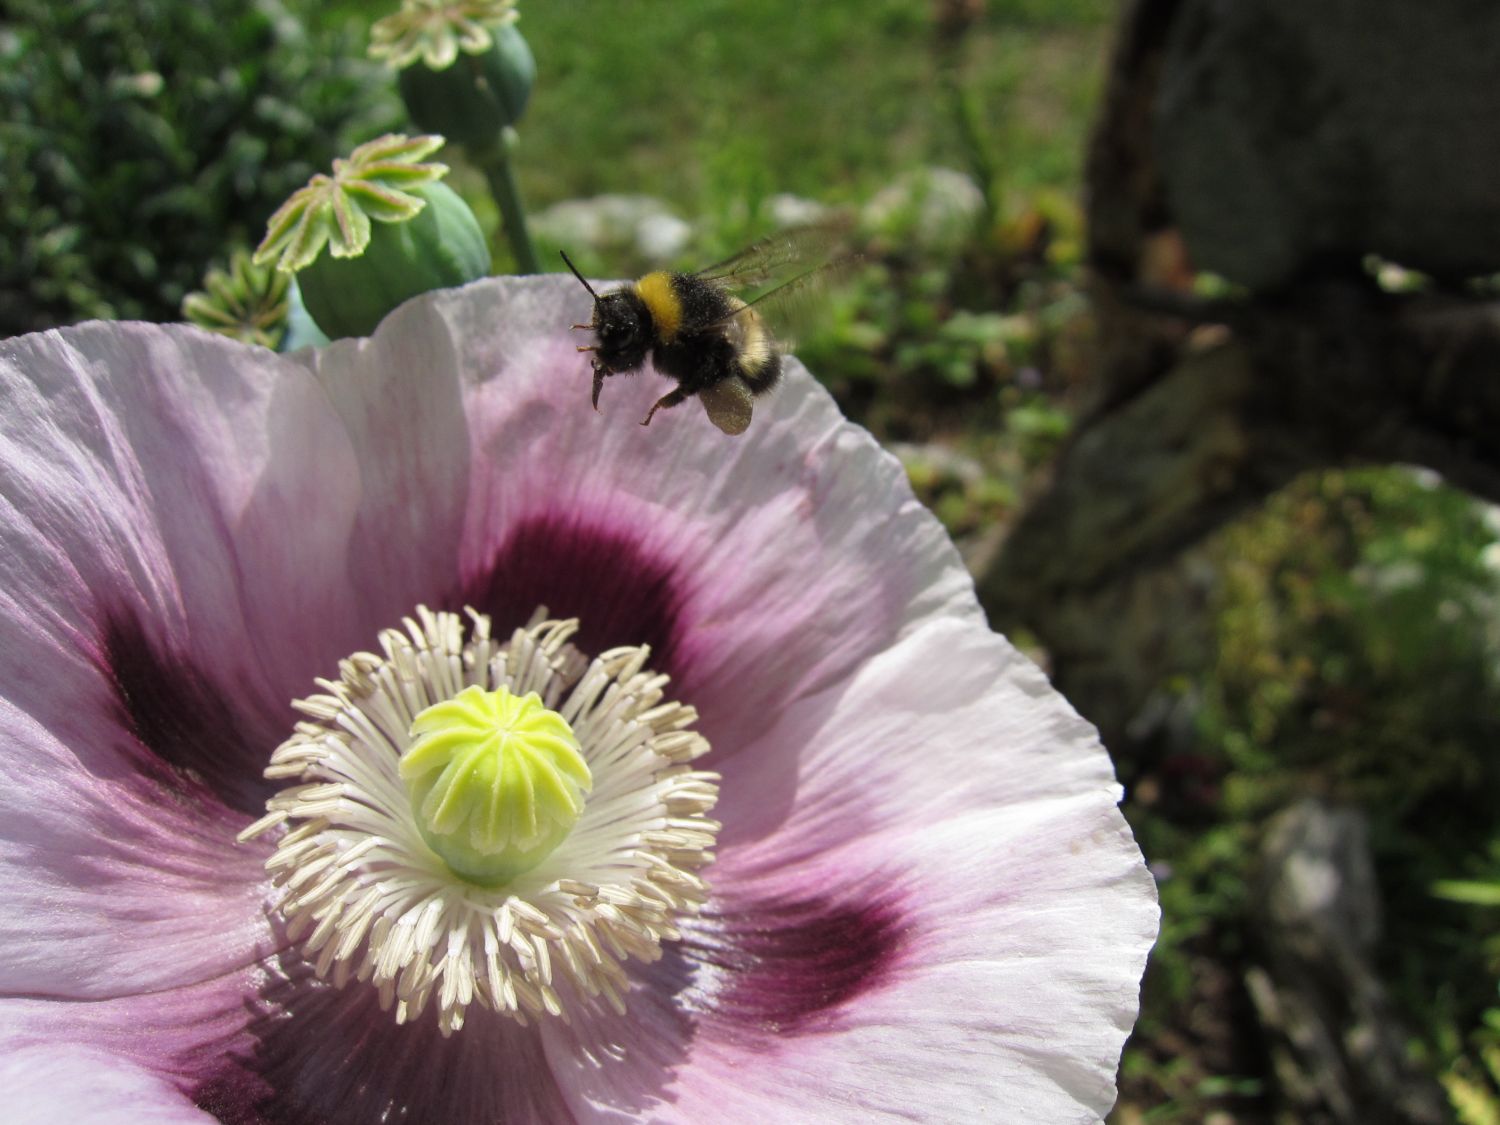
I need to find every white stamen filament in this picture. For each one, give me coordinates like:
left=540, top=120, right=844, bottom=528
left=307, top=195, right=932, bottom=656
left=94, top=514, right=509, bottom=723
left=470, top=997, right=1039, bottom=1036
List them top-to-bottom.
left=241, top=607, right=719, bottom=1036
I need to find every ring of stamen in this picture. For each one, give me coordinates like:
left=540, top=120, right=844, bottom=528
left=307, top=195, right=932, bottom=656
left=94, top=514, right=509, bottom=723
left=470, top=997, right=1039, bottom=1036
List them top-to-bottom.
left=240, top=607, right=720, bottom=1036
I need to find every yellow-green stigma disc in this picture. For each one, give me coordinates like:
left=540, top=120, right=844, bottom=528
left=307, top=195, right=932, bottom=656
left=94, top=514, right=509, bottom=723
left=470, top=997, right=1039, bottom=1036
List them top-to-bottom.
left=400, top=685, right=591, bottom=885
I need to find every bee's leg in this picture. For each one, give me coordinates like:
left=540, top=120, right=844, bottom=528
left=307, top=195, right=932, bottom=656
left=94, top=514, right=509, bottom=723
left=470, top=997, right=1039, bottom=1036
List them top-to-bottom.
left=591, top=365, right=606, bottom=411
left=640, top=387, right=690, bottom=426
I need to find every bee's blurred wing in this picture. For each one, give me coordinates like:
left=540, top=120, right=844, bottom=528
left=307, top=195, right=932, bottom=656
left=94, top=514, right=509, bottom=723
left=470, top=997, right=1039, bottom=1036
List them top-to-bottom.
left=694, top=218, right=852, bottom=290
left=725, top=256, right=864, bottom=347
left=698, top=378, right=754, bottom=436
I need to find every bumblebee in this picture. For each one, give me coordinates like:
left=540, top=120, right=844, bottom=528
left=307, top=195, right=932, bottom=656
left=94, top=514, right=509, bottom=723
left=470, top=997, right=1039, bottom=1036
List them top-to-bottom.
left=562, top=228, right=844, bottom=435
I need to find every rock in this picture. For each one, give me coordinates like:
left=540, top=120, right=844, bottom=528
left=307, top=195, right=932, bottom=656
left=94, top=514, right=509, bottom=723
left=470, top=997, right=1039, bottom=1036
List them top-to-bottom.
left=863, top=168, right=985, bottom=252
left=765, top=193, right=831, bottom=230
left=531, top=195, right=691, bottom=267
left=1248, top=800, right=1449, bottom=1123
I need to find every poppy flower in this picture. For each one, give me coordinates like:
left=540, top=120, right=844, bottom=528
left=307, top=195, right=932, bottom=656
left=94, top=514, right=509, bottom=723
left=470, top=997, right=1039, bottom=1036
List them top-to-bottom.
left=0, top=277, right=1156, bottom=1122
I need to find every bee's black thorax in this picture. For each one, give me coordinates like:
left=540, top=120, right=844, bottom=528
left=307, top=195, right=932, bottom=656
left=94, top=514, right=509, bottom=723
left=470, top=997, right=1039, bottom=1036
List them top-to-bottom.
left=665, top=273, right=737, bottom=333
left=591, top=289, right=653, bottom=373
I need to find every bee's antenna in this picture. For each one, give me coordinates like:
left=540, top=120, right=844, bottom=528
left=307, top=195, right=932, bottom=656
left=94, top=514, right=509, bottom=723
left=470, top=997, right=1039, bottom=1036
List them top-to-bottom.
left=559, top=250, right=600, bottom=299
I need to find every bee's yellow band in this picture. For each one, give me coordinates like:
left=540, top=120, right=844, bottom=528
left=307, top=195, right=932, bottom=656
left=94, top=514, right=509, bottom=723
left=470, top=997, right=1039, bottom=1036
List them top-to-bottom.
left=634, top=272, right=682, bottom=342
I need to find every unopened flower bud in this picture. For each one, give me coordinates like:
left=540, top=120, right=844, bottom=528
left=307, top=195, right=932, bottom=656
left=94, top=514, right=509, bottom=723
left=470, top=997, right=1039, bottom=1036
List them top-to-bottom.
left=181, top=249, right=291, bottom=350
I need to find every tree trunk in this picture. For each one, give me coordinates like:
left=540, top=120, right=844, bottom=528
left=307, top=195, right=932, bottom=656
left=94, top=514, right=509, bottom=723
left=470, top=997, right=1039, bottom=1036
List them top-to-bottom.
left=980, top=0, right=1500, bottom=751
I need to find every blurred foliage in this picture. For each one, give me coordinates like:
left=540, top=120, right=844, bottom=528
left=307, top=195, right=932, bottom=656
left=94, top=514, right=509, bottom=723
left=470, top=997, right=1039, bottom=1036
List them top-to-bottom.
left=0, top=0, right=397, bottom=335
left=797, top=186, right=1092, bottom=444
left=1120, top=470, right=1500, bottom=1119
left=1205, top=471, right=1500, bottom=820
left=1435, top=855, right=1500, bottom=1124
left=1444, top=1006, right=1500, bottom=1125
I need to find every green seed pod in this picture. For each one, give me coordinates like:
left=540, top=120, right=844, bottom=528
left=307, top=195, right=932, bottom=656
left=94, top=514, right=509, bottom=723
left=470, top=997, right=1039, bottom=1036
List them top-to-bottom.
left=397, top=25, right=536, bottom=148
left=255, top=135, right=492, bottom=340
left=296, top=180, right=491, bottom=339
left=401, top=685, right=592, bottom=886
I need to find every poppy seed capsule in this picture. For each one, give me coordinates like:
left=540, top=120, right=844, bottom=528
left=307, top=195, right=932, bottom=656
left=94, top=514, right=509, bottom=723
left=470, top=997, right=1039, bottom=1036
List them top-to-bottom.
left=398, top=25, right=536, bottom=148
left=296, top=181, right=491, bottom=339
left=401, top=685, right=592, bottom=885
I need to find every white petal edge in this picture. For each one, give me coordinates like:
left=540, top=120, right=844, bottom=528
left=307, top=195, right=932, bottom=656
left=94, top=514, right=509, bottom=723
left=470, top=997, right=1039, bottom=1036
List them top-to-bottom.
left=0, top=1039, right=214, bottom=1123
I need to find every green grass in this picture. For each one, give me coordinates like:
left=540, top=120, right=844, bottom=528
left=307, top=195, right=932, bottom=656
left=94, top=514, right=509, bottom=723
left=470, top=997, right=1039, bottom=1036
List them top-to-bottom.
left=325, top=0, right=1113, bottom=221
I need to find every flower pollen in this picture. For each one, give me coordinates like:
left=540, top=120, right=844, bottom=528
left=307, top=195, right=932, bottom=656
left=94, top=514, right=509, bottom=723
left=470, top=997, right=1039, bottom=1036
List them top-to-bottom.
left=240, top=607, right=719, bottom=1036
left=403, top=685, right=591, bottom=885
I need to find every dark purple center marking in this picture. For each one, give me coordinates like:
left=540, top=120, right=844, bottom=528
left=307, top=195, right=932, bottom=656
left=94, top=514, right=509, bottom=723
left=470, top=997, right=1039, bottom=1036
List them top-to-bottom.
left=455, top=513, right=687, bottom=677
left=103, top=610, right=277, bottom=817
left=677, top=892, right=911, bottom=1039
left=190, top=896, right=909, bottom=1120
left=190, top=950, right=621, bottom=1125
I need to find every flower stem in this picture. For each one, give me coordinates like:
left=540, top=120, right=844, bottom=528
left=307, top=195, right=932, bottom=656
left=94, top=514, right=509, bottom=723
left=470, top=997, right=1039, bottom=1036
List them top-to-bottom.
left=935, top=32, right=999, bottom=230
left=472, top=128, right=541, bottom=275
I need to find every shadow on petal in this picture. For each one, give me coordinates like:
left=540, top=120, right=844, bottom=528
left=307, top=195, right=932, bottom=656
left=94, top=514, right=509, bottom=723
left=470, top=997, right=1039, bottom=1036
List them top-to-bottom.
left=191, top=883, right=907, bottom=1122
left=530, top=884, right=912, bottom=1116
left=193, top=944, right=624, bottom=1125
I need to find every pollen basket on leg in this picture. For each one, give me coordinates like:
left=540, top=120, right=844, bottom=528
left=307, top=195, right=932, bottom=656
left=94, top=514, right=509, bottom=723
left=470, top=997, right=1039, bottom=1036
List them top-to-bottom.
left=240, top=607, right=720, bottom=1036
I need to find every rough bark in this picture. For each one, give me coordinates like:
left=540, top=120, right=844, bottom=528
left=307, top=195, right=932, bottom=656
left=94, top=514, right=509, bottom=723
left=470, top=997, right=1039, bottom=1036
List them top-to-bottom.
left=979, top=0, right=1500, bottom=749
left=1156, top=0, right=1500, bottom=291
left=985, top=287, right=1500, bottom=615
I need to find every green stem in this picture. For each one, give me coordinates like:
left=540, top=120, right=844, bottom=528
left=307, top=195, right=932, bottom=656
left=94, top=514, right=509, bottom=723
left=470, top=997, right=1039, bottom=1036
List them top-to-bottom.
left=935, top=36, right=999, bottom=229
left=950, top=78, right=999, bottom=228
left=472, top=129, right=541, bottom=274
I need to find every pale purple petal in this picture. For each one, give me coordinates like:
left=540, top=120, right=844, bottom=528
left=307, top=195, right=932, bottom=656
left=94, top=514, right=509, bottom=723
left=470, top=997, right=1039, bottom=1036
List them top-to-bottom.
left=358, top=278, right=979, bottom=754
left=0, top=282, right=1154, bottom=1119
left=282, top=312, right=473, bottom=629
left=0, top=318, right=483, bottom=995
left=0, top=325, right=364, bottom=809
left=0, top=326, right=377, bottom=994
left=716, top=617, right=1127, bottom=851
left=543, top=620, right=1157, bottom=1121
left=0, top=696, right=270, bottom=998
left=644, top=804, right=1153, bottom=1123
left=1, top=959, right=577, bottom=1123
left=189, top=960, right=578, bottom=1123
left=0, top=972, right=283, bottom=1118
left=0, top=991, right=241, bottom=1123
left=0, top=1042, right=214, bottom=1123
